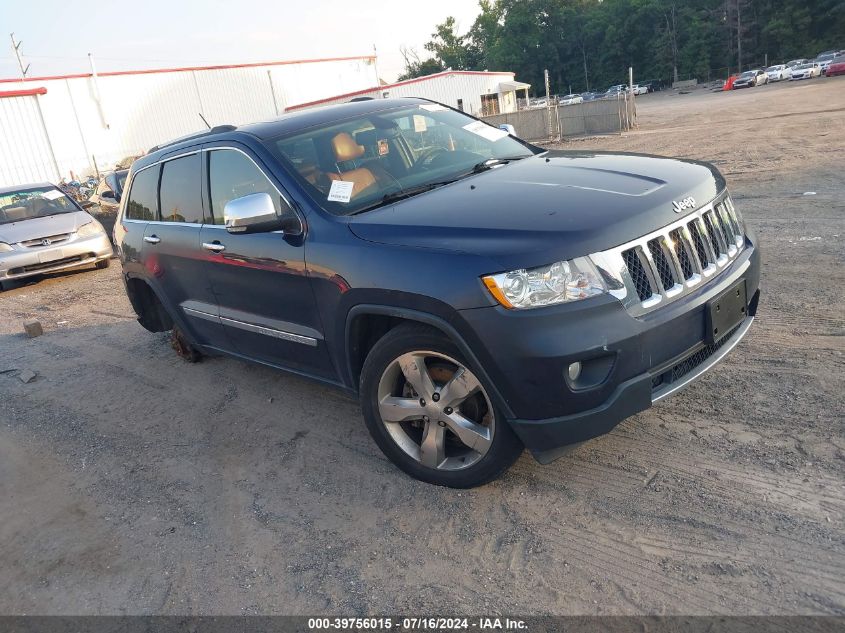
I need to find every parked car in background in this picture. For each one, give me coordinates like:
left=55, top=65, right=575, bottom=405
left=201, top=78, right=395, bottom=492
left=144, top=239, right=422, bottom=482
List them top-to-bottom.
left=815, top=51, right=839, bottom=73
left=825, top=55, right=845, bottom=77
left=786, top=59, right=809, bottom=68
left=790, top=62, right=822, bottom=80
left=765, top=65, right=790, bottom=82
left=732, top=69, right=768, bottom=88
left=637, top=79, right=664, bottom=92
left=632, top=84, right=649, bottom=95
left=604, top=85, right=629, bottom=98
left=580, top=91, right=601, bottom=101
left=559, top=94, right=583, bottom=105
left=114, top=97, right=759, bottom=487
left=88, top=169, right=129, bottom=243
left=0, top=183, right=112, bottom=289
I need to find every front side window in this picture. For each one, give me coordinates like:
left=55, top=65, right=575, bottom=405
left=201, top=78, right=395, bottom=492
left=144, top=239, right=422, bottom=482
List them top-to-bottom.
left=266, top=103, right=538, bottom=216
left=207, top=150, right=287, bottom=225
left=159, top=154, right=203, bottom=224
left=125, top=167, right=159, bottom=221
left=0, top=186, right=78, bottom=225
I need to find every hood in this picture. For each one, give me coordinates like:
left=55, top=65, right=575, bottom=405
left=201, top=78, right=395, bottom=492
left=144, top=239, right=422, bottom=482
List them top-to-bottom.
left=348, top=150, right=725, bottom=271
left=0, top=211, right=92, bottom=244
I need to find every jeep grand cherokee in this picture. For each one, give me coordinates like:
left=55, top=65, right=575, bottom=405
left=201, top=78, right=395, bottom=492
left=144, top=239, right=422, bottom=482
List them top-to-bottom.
left=115, top=98, right=760, bottom=488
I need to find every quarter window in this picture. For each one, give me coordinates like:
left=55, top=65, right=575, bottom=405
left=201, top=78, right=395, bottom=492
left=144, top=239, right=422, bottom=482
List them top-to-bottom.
left=208, top=149, right=285, bottom=225
left=159, top=154, right=203, bottom=224
left=125, top=166, right=158, bottom=221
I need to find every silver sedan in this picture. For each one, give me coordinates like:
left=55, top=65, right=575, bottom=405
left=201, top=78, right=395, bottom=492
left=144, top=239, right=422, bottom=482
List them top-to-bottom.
left=0, top=182, right=112, bottom=288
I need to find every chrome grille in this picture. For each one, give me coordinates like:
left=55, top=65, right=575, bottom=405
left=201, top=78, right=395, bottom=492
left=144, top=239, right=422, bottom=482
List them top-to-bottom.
left=589, top=194, right=746, bottom=317
left=21, top=233, right=72, bottom=248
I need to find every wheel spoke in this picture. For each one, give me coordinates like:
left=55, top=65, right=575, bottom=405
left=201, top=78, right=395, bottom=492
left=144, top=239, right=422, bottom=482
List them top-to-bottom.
left=397, top=353, right=436, bottom=400
left=438, top=366, right=481, bottom=408
left=378, top=396, right=426, bottom=423
left=444, top=411, right=492, bottom=454
left=419, top=421, right=446, bottom=468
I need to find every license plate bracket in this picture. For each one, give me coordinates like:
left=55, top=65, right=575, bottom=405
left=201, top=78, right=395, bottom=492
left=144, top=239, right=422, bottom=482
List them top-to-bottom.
left=37, top=248, right=63, bottom=264
left=706, top=279, right=747, bottom=344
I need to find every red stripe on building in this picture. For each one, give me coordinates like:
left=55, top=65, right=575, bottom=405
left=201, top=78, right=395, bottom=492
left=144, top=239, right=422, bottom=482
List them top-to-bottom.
left=0, top=55, right=376, bottom=85
left=0, top=87, right=47, bottom=97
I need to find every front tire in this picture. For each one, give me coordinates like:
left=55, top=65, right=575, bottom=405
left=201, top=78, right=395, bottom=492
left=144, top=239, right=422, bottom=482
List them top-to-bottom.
left=360, top=323, right=522, bottom=488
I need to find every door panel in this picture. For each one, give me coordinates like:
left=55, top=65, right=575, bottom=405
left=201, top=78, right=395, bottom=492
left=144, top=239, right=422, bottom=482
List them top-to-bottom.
left=200, top=146, right=333, bottom=378
left=199, top=225, right=334, bottom=378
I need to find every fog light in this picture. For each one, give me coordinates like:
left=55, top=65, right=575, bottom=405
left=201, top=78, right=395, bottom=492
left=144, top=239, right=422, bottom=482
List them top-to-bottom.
left=567, top=362, right=582, bottom=382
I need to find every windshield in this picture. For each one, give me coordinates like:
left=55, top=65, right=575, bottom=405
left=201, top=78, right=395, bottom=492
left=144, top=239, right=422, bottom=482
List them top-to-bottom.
left=818, top=54, right=834, bottom=61
left=795, top=63, right=813, bottom=69
left=765, top=66, right=780, bottom=72
left=740, top=71, right=755, bottom=77
left=267, top=103, right=538, bottom=216
left=0, top=185, right=78, bottom=225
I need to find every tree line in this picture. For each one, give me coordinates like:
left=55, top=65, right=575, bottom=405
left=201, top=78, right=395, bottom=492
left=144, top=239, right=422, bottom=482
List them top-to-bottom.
left=398, top=0, right=845, bottom=94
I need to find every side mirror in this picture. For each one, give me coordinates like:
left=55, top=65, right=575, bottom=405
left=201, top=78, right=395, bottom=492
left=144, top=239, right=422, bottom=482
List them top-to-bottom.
left=498, top=123, right=516, bottom=136
left=101, top=190, right=116, bottom=200
left=223, top=192, right=301, bottom=235
left=79, top=200, right=96, bottom=209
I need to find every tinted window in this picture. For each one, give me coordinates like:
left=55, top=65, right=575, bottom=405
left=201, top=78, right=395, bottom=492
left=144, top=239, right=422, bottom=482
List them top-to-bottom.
left=208, top=149, right=285, bottom=225
left=159, top=154, right=203, bottom=223
left=125, top=167, right=158, bottom=221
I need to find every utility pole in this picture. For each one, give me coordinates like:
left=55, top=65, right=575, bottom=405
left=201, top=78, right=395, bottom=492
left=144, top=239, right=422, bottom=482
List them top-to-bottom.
left=736, top=0, right=743, bottom=71
left=9, top=33, right=30, bottom=79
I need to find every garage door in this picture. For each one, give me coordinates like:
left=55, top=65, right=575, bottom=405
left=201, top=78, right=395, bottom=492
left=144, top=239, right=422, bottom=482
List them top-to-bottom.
left=0, top=92, right=60, bottom=187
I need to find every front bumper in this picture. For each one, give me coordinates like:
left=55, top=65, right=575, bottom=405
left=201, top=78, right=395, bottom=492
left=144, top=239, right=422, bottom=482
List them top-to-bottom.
left=0, top=233, right=112, bottom=281
left=458, top=239, right=760, bottom=462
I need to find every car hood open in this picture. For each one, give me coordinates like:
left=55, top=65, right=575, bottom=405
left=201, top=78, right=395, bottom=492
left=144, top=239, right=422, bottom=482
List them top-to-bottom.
left=348, top=150, right=725, bottom=271
left=0, top=211, right=92, bottom=244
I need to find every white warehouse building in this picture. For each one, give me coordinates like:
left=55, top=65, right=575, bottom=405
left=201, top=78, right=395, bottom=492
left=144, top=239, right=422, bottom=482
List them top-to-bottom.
left=0, top=55, right=379, bottom=187
left=286, top=70, right=531, bottom=117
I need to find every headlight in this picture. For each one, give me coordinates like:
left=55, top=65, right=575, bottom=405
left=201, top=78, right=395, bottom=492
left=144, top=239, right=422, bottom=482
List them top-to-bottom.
left=77, top=220, right=104, bottom=237
left=0, top=242, right=12, bottom=253
left=482, top=257, right=607, bottom=309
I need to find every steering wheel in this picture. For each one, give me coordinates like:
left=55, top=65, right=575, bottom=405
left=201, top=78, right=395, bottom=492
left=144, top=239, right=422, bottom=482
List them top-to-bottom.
left=412, top=147, right=451, bottom=171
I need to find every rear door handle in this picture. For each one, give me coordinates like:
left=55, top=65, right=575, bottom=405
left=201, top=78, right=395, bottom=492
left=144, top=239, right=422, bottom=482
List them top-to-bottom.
left=143, top=235, right=161, bottom=244
left=202, top=241, right=225, bottom=253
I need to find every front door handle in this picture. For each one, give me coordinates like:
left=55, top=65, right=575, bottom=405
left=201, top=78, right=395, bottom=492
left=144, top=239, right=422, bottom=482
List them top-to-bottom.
left=143, top=235, right=161, bottom=244
left=202, top=241, right=226, bottom=253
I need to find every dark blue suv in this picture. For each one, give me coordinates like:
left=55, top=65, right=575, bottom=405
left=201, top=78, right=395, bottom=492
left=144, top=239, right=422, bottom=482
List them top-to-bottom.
left=115, top=98, right=760, bottom=487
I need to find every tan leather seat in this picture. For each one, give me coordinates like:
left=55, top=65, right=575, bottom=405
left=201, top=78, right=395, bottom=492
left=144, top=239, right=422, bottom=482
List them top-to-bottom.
left=329, top=132, right=377, bottom=198
left=3, top=206, right=28, bottom=221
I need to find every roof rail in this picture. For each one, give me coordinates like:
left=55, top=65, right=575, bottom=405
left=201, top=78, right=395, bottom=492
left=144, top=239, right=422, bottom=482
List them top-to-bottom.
left=147, top=124, right=237, bottom=154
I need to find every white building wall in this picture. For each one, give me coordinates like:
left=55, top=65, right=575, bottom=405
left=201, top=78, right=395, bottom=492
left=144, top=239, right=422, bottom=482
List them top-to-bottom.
left=0, top=57, right=378, bottom=187
left=285, top=71, right=524, bottom=118
left=381, top=72, right=516, bottom=116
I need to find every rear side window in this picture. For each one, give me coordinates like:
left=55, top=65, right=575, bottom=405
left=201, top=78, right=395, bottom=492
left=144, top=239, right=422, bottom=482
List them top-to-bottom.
left=208, top=149, right=285, bottom=225
left=159, top=154, right=203, bottom=224
left=125, top=167, right=158, bottom=221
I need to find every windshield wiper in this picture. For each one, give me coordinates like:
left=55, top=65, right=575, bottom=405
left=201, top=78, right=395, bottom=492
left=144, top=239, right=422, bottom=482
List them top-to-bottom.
left=470, top=156, right=529, bottom=173
left=350, top=180, right=458, bottom=214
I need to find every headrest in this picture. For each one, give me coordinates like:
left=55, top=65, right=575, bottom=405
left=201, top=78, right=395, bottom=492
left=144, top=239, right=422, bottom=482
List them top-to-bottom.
left=331, top=132, right=365, bottom=162
left=2, top=206, right=28, bottom=221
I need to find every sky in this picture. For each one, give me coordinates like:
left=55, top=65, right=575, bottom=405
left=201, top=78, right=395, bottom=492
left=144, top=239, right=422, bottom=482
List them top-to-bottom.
left=1, top=0, right=482, bottom=83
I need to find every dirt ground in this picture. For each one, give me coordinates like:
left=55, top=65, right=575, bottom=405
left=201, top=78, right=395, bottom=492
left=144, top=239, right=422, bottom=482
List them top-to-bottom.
left=1, top=77, right=843, bottom=616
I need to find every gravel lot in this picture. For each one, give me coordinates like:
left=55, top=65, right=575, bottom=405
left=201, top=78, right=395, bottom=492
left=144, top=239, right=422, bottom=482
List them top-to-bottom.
left=1, top=77, right=843, bottom=616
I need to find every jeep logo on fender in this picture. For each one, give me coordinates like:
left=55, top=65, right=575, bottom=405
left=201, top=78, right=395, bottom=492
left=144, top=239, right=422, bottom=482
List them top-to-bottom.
left=672, top=197, right=696, bottom=213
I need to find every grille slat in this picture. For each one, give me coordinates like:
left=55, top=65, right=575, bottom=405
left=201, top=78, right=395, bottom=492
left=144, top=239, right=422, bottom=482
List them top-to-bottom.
left=687, top=220, right=711, bottom=268
left=669, top=228, right=694, bottom=279
left=647, top=237, right=677, bottom=290
left=622, top=248, right=652, bottom=301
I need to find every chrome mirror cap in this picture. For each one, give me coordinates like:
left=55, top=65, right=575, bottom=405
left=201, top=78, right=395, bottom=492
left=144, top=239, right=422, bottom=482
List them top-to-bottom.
left=498, top=123, right=516, bottom=136
left=224, top=192, right=281, bottom=234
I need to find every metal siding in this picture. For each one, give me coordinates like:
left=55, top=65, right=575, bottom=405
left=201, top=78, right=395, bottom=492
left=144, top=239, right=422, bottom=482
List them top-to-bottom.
left=0, top=58, right=378, bottom=186
left=0, top=96, right=59, bottom=186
